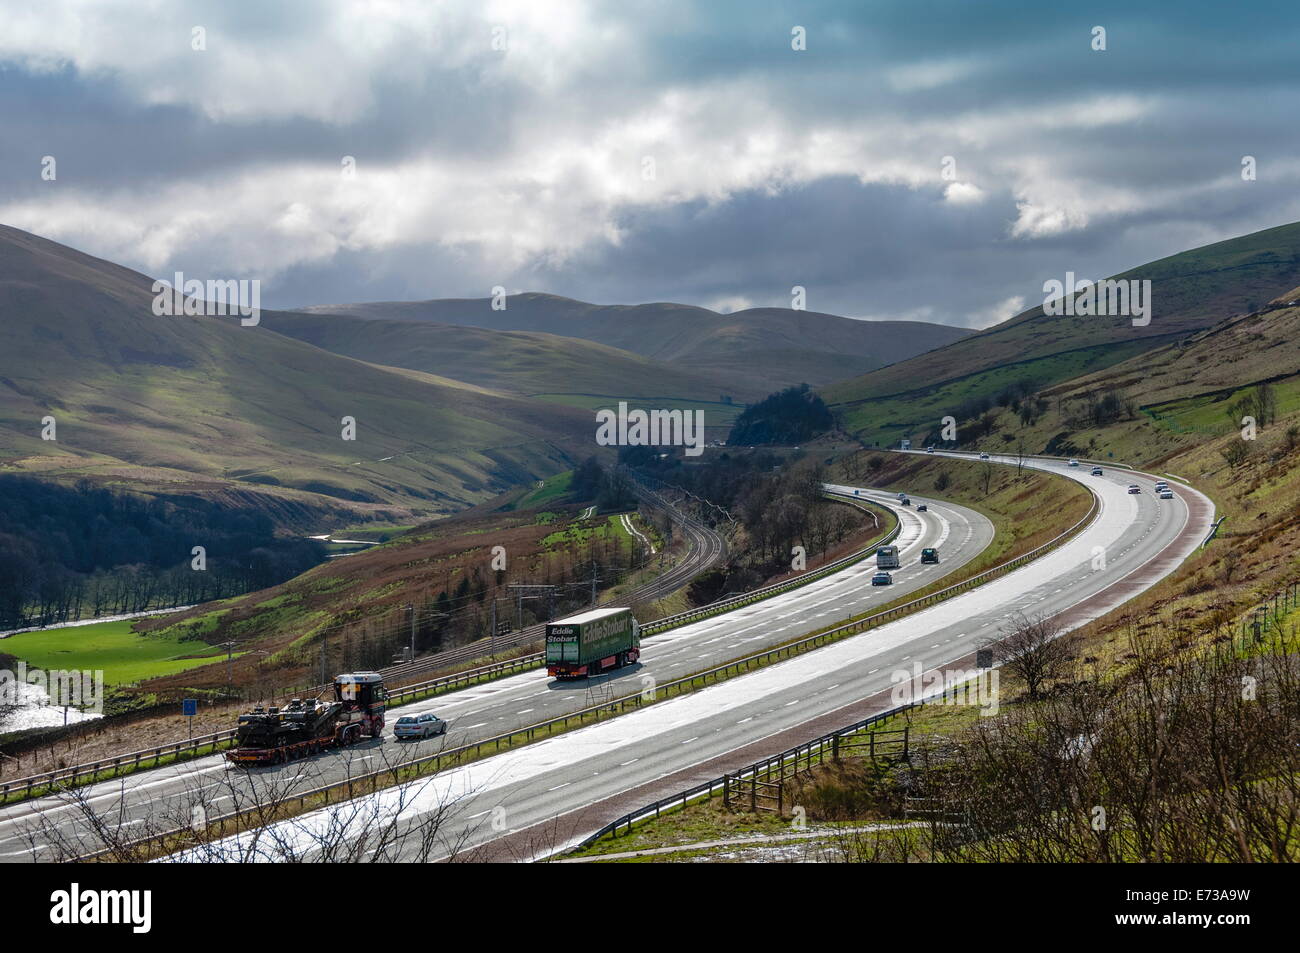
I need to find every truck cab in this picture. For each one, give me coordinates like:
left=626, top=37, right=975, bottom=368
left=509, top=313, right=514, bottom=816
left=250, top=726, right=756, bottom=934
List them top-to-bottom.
left=334, top=672, right=387, bottom=738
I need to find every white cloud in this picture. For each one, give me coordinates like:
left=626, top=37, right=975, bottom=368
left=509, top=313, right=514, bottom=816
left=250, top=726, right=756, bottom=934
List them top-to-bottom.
left=944, top=181, right=986, bottom=205
left=968, top=294, right=1027, bottom=329
left=708, top=295, right=754, bottom=314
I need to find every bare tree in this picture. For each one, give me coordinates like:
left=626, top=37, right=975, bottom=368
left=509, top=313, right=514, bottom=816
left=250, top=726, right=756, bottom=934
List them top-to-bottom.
left=985, top=612, right=1076, bottom=700
left=17, top=738, right=477, bottom=863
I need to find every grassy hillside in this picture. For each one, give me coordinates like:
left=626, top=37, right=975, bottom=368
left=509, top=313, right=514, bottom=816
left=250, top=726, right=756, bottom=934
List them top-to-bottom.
left=826, top=221, right=1300, bottom=445
left=0, top=226, right=594, bottom=516
left=566, top=286, right=1300, bottom=864
left=302, top=292, right=972, bottom=391
left=261, top=310, right=769, bottom=404
left=131, top=501, right=648, bottom=696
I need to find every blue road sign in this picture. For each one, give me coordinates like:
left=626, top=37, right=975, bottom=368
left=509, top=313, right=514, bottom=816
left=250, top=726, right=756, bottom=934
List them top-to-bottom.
left=182, top=698, right=198, bottom=718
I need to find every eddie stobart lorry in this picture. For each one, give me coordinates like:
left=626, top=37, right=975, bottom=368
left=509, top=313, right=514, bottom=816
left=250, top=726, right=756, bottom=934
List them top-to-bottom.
left=545, top=607, right=640, bottom=679
left=227, top=672, right=387, bottom=765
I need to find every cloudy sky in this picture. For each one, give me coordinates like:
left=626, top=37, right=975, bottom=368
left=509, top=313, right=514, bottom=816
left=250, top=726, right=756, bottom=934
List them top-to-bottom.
left=2, top=0, right=1299, bottom=327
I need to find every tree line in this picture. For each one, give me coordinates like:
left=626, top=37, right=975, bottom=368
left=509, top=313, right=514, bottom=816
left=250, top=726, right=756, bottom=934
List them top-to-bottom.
left=0, top=476, right=325, bottom=629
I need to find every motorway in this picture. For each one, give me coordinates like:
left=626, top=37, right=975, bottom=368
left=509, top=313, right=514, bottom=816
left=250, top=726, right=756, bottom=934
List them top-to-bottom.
left=165, top=451, right=1212, bottom=862
left=377, top=484, right=727, bottom=681
left=0, top=486, right=992, bottom=861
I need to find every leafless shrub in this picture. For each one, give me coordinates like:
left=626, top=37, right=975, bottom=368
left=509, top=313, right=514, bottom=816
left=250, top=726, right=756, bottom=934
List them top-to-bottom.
left=984, top=612, right=1077, bottom=700
left=916, top=631, right=1300, bottom=862
left=16, top=738, right=477, bottom=863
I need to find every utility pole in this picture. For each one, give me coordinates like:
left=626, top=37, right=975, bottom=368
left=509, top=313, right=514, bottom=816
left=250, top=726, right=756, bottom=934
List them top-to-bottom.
left=508, top=584, right=559, bottom=628
left=490, top=598, right=497, bottom=658
left=405, top=603, right=416, bottom=661
left=222, top=640, right=237, bottom=697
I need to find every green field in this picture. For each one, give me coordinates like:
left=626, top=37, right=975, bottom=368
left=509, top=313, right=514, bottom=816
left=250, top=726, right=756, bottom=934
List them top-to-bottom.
left=516, top=470, right=574, bottom=508
left=1, top=619, right=237, bottom=686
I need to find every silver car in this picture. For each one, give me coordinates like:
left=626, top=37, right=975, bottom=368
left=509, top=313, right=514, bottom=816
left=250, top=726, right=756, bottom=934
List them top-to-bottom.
left=1159, top=489, right=1174, bottom=500
left=393, top=712, right=448, bottom=740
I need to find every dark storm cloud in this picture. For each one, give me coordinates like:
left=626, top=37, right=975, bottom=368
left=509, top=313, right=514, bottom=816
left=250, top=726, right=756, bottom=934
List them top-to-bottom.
left=2, top=0, right=1299, bottom=328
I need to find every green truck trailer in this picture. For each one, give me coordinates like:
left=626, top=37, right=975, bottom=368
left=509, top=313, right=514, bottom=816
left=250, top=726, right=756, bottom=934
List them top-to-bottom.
left=545, top=607, right=640, bottom=679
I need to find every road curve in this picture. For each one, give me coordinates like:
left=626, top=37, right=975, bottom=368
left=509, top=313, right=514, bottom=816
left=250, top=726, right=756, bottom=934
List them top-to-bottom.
left=186, top=451, right=1211, bottom=863
left=0, top=486, right=990, bottom=861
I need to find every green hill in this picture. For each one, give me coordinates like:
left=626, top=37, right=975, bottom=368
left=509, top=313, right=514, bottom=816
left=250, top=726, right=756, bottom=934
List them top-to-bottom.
left=824, top=221, right=1300, bottom=445
left=0, top=225, right=592, bottom=517
left=301, top=293, right=973, bottom=392
left=260, top=309, right=769, bottom=403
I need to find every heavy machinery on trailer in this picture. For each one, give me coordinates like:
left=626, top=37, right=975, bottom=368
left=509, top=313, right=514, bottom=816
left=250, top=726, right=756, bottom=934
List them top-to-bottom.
left=545, top=607, right=640, bottom=679
left=227, top=672, right=387, bottom=765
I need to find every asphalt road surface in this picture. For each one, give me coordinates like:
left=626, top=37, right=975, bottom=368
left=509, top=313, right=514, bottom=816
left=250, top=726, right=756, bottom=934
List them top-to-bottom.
left=172, top=451, right=1210, bottom=862
left=0, top=486, right=991, bottom=861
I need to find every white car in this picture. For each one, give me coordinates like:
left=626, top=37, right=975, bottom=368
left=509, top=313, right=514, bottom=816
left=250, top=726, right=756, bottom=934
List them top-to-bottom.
left=925, top=446, right=935, bottom=453
left=1068, top=458, right=1079, bottom=467
left=1090, top=466, right=1103, bottom=476
left=1128, top=484, right=1141, bottom=494
left=1159, top=489, right=1174, bottom=500
left=897, top=492, right=908, bottom=501
left=393, top=712, right=448, bottom=740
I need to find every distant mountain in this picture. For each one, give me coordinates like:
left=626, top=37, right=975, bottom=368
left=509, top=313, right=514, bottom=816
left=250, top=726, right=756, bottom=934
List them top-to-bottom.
left=823, top=221, right=1300, bottom=445
left=0, top=226, right=592, bottom=516
left=300, top=293, right=973, bottom=391
left=260, top=310, right=770, bottom=403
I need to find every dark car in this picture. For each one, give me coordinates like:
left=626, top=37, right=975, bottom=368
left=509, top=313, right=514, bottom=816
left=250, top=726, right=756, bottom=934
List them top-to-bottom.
left=921, top=548, right=939, bottom=564
left=871, top=571, right=893, bottom=586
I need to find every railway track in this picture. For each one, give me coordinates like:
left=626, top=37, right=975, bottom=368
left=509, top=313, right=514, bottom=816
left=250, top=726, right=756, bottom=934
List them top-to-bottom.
left=378, top=487, right=726, bottom=685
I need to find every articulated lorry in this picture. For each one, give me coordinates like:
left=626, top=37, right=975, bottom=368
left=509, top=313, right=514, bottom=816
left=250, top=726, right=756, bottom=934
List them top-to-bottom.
left=545, top=607, right=640, bottom=679
left=227, top=672, right=387, bottom=765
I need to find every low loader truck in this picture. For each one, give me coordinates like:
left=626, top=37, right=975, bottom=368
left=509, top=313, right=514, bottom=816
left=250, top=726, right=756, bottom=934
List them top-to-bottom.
left=545, top=607, right=640, bottom=679
left=227, top=671, right=387, bottom=765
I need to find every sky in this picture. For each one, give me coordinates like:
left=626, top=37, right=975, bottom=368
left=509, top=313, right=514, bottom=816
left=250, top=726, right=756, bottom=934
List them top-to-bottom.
left=2, top=0, right=1299, bottom=328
